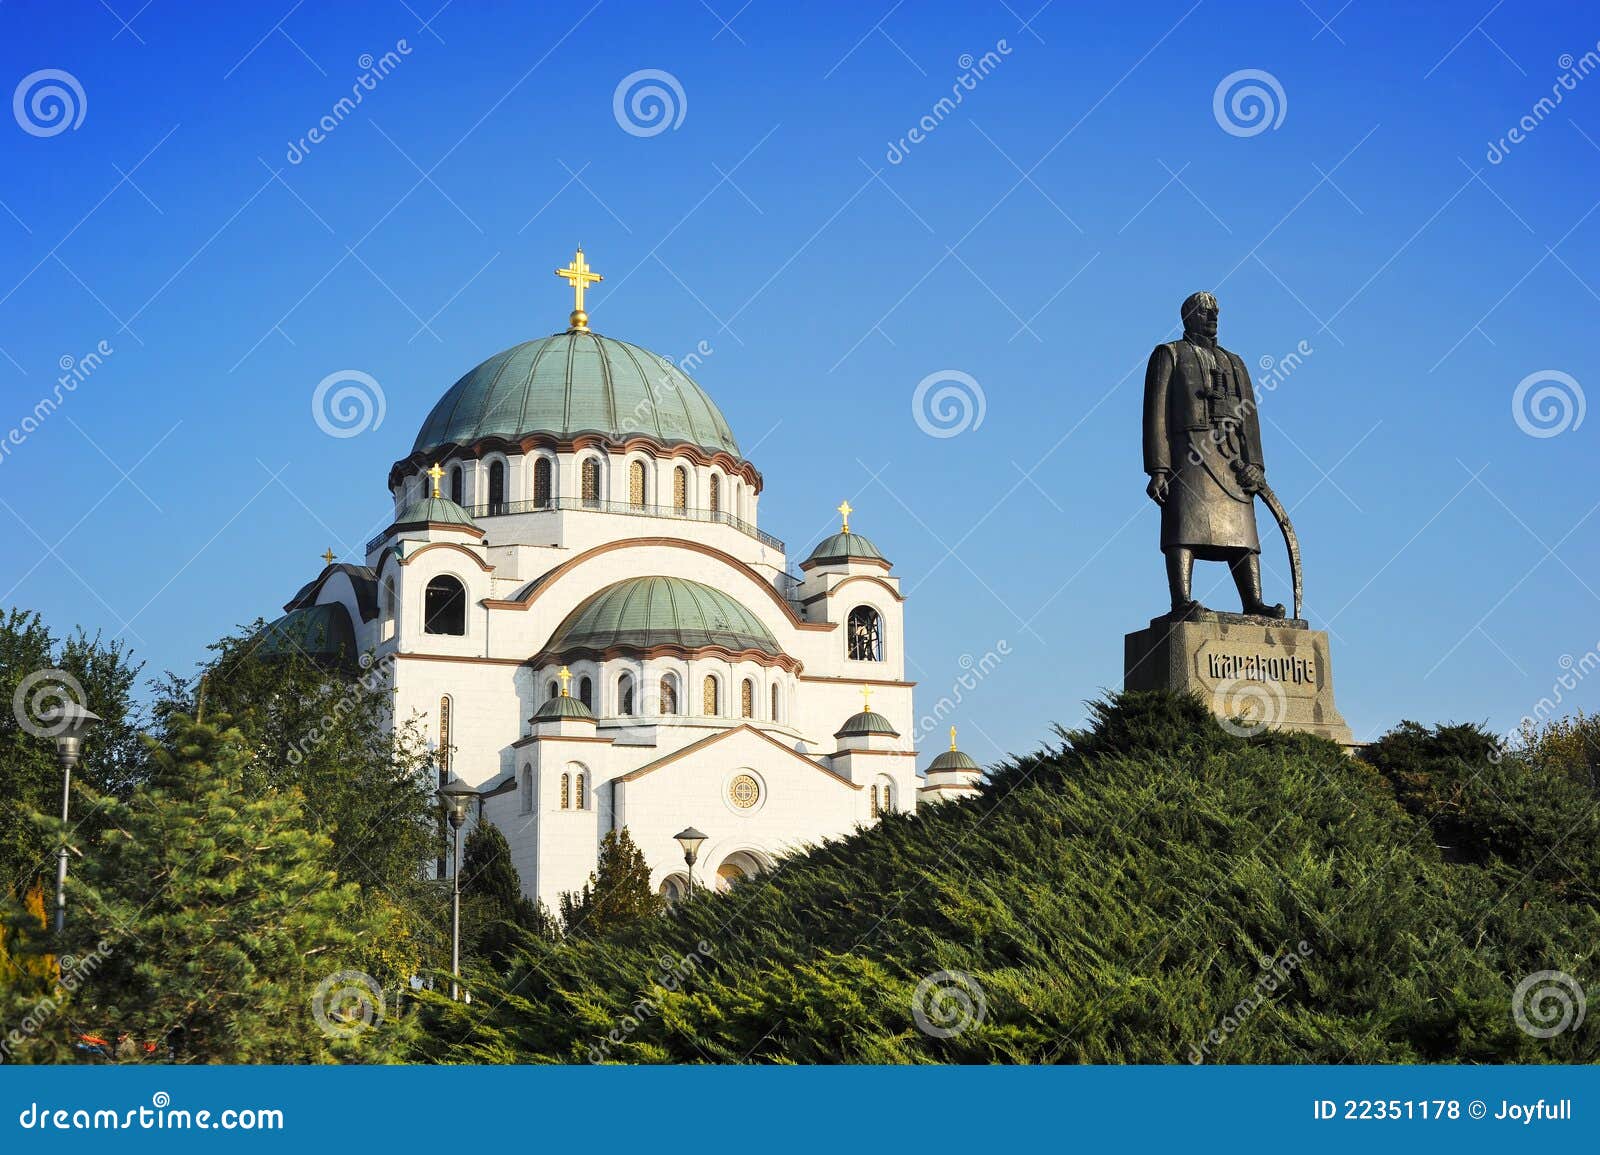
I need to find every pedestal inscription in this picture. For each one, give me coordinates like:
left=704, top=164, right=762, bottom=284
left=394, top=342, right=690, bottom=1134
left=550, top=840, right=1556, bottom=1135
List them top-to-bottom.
left=1124, top=612, right=1355, bottom=747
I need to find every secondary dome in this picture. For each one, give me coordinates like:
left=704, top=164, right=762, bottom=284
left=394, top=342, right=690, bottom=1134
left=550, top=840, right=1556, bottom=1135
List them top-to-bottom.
left=412, top=331, right=741, bottom=459
left=802, top=531, right=888, bottom=570
left=543, top=576, right=781, bottom=659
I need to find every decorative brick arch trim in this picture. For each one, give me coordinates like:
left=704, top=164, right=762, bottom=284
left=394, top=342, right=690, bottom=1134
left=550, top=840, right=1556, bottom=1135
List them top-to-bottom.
left=483, top=537, right=834, bottom=633
left=396, top=541, right=495, bottom=573
left=800, top=574, right=905, bottom=607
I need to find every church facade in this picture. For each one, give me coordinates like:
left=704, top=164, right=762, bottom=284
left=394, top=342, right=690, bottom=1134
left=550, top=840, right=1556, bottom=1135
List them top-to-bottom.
left=267, top=250, right=983, bottom=909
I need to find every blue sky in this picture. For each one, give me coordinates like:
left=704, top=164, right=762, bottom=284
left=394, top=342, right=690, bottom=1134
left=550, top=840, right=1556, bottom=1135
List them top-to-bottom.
left=2, top=0, right=1597, bottom=759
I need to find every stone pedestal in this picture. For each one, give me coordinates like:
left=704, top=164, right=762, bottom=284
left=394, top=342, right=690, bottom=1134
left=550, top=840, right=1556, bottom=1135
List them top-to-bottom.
left=1124, top=612, right=1355, bottom=748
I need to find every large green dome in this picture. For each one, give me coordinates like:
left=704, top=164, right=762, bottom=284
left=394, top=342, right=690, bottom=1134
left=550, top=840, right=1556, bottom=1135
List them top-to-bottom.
left=412, top=331, right=741, bottom=459
left=543, top=576, right=780, bottom=658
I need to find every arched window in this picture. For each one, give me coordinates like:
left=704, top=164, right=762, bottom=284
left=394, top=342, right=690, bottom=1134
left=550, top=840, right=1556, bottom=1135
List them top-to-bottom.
left=533, top=457, right=553, bottom=508
left=581, top=458, right=602, bottom=508
left=488, top=460, right=506, bottom=515
left=629, top=460, right=646, bottom=509
left=449, top=464, right=463, bottom=505
left=672, top=465, right=688, bottom=513
left=708, top=473, right=721, bottom=515
left=381, top=576, right=397, bottom=641
left=423, top=576, right=466, bottom=635
left=847, top=605, right=884, bottom=661
left=618, top=673, right=635, bottom=716
left=659, top=673, right=679, bottom=715
left=702, top=675, right=719, bottom=716
left=578, top=676, right=593, bottom=710
left=547, top=678, right=559, bottom=701
left=740, top=678, right=754, bottom=718
left=771, top=683, right=781, bottom=722
left=520, top=766, right=533, bottom=814
left=574, top=772, right=586, bottom=810
left=560, top=773, right=570, bottom=810
left=878, top=778, right=894, bottom=814
left=870, top=784, right=880, bottom=818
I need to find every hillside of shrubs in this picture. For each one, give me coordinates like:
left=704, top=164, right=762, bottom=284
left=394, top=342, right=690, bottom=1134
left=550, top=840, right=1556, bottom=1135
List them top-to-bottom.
left=421, top=692, right=1600, bottom=1063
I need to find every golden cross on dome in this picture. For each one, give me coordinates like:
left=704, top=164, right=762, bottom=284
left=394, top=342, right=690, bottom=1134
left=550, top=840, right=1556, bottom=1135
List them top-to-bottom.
left=554, top=247, right=602, bottom=331
left=428, top=462, right=444, bottom=499
left=837, top=500, right=853, bottom=535
left=321, top=548, right=337, bottom=568
left=558, top=666, right=573, bottom=697
left=861, top=684, right=872, bottom=710
left=950, top=724, right=959, bottom=752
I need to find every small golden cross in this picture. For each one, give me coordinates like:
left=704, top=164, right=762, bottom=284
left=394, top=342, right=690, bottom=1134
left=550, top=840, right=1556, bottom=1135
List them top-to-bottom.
left=554, top=247, right=602, bottom=330
left=428, top=462, right=444, bottom=499
left=837, top=500, right=853, bottom=534
left=322, top=548, right=337, bottom=568
left=558, top=665, right=573, bottom=696
left=861, top=684, right=872, bottom=710
left=950, top=724, right=959, bottom=752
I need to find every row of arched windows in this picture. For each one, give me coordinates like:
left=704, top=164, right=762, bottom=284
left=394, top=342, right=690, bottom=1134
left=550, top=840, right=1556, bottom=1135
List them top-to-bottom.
left=418, top=456, right=745, bottom=519
left=543, top=670, right=785, bottom=720
left=518, top=768, right=587, bottom=813
left=869, top=781, right=895, bottom=817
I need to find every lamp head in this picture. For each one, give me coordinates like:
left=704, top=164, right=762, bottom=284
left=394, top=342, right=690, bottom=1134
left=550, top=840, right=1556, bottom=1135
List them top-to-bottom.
left=437, top=778, right=478, bottom=828
left=674, top=826, right=708, bottom=866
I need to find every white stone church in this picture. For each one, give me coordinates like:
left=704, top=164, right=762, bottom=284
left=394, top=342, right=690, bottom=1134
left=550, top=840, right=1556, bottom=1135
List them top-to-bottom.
left=265, top=250, right=983, bottom=908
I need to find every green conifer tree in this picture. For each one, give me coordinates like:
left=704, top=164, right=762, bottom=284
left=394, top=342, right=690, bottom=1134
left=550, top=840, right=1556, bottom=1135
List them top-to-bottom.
left=2, top=713, right=412, bottom=1063
left=558, top=827, right=664, bottom=937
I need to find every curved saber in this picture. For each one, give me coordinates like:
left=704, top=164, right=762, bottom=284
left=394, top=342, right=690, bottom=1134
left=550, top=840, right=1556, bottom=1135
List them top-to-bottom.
left=1254, top=482, right=1303, bottom=621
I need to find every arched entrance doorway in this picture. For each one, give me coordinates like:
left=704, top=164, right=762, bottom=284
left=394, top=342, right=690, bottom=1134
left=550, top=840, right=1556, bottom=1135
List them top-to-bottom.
left=714, top=849, right=769, bottom=892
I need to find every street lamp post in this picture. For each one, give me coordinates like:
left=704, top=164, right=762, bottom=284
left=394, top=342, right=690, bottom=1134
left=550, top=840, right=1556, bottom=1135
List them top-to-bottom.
left=41, top=702, right=101, bottom=935
left=437, top=778, right=478, bottom=1000
left=673, top=826, right=707, bottom=904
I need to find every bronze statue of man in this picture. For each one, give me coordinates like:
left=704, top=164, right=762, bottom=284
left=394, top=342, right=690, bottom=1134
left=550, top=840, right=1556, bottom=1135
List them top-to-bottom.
left=1143, top=292, right=1285, bottom=619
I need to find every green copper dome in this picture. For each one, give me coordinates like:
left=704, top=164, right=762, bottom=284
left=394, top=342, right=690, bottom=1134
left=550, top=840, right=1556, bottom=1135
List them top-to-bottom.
left=412, top=331, right=741, bottom=459
left=393, top=495, right=481, bottom=530
left=803, top=531, right=887, bottom=568
left=544, top=576, right=780, bottom=658
left=256, top=604, right=359, bottom=671
left=532, top=694, right=595, bottom=723
left=834, top=709, right=899, bottom=739
left=927, top=748, right=980, bottom=773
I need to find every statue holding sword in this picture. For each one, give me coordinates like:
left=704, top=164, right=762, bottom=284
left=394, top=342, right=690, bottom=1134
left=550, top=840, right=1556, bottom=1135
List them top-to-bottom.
left=1142, top=291, right=1303, bottom=621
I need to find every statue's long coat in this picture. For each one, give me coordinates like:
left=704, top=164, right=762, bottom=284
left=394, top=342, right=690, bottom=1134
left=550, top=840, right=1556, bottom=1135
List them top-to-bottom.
left=1142, top=336, right=1264, bottom=557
